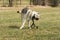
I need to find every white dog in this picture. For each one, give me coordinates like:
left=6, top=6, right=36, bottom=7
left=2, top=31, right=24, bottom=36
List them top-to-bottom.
left=17, top=7, right=39, bottom=29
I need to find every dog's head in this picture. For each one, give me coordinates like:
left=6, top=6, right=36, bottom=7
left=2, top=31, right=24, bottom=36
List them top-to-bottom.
left=32, top=11, right=39, bottom=20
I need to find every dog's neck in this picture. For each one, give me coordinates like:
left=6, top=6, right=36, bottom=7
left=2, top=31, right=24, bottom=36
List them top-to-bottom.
left=32, top=14, right=35, bottom=20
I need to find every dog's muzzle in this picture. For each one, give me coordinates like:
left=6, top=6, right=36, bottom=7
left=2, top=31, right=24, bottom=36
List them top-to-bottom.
left=35, top=18, right=39, bottom=20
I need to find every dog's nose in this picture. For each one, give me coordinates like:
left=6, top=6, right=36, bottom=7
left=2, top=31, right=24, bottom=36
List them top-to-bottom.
left=17, top=11, right=19, bottom=13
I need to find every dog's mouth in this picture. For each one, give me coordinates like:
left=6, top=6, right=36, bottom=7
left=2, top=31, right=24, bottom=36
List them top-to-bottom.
left=35, top=18, right=39, bottom=20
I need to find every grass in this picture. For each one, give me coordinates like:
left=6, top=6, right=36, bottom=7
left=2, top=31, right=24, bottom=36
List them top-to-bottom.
left=0, top=7, right=60, bottom=40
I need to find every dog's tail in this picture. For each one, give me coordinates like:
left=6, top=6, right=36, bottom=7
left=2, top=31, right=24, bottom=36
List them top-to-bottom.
left=17, top=10, right=21, bottom=13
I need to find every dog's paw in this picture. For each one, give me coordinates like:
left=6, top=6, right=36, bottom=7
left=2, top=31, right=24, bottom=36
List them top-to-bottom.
left=36, top=26, right=38, bottom=29
left=20, top=27, right=23, bottom=29
left=28, top=27, right=31, bottom=29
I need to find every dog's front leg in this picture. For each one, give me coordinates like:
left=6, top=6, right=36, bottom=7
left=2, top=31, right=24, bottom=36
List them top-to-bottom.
left=20, top=20, right=26, bottom=29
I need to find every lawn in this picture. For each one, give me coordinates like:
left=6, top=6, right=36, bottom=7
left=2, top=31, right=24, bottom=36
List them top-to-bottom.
left=0, top=6, right=60, bottom=40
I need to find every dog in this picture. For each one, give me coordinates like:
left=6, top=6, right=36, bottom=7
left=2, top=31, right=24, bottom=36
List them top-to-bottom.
left=17, top=7, right=39, bottom=29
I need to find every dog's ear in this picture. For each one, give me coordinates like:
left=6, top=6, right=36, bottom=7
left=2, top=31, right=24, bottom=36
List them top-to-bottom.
left=17, top=11, right=19, bottom=13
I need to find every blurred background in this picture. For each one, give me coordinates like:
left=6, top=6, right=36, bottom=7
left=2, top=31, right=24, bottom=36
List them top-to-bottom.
left=0, top=0, right=60, bottom=7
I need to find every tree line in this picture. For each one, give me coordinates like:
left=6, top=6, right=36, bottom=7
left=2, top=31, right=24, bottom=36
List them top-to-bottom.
left=2, top=0, right=60, bottom=7
left=30, top=0, right=59, bottom=7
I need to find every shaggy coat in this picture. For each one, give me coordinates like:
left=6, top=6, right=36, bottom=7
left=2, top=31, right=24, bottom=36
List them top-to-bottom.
left=17, top=7, right=39, bottom=29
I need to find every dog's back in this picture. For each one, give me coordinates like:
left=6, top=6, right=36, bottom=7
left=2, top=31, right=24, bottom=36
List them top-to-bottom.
left=21, top=7, right=28, bottom=14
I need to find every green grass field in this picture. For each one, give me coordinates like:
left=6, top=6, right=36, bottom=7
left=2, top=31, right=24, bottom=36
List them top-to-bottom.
left=0, top=7, right=60, bottom=40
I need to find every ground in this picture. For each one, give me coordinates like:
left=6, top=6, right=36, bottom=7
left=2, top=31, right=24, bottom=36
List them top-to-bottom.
left=0, top=6, right=60, bottom=40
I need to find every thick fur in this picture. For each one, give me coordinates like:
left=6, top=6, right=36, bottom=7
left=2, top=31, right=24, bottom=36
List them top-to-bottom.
left=17, top=7, right=39, bottom=29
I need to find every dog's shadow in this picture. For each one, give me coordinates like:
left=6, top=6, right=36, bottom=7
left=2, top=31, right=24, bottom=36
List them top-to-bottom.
left=9, top=26, right=19, bottom=29
left=9, top=26, right=38, bottom=29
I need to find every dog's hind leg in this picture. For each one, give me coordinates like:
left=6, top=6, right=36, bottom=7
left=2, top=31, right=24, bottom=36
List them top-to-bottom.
left=20, top=20, right=26, bottom=29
